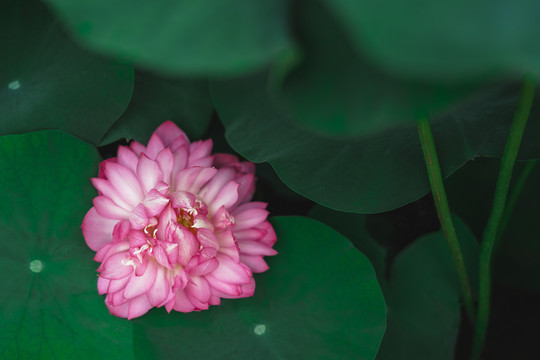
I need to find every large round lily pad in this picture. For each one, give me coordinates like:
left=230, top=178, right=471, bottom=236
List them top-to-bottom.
left=0, top=130, right=134, bottom=359
left=133, top=216, right=386, bottom=360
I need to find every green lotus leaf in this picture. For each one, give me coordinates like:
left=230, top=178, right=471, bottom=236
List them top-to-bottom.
left=0, top=0, right=133, bottom=145
left=43, top=0, right=293, bottom=76
left=0, top=130, right=133, bottom=359
left=133, top=216, right=386, bottom=360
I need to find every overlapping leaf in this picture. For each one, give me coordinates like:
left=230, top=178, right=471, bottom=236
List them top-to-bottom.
left=0, top=0, right=133, bottom=145
left=43, top=0, right=293, bottom=76
left=278, top=0, right=478, bottom=136
left=321, top=0, right=540, bottom=82
left=212, top=72, right=540, bottom=213
left=0, top=131, right=133, bottom=359
left=309, top=205, right=478, bottom=360
left=133, top=216, right=386, bottom=360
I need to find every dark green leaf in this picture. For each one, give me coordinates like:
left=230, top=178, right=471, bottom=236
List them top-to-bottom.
left=0, top=0, right=133, bottom=145
left=43, top=0, right=293, bottom=76
left=278, top=0, right=478, bottom=136
left=321, top=0, right=540, bottom=82
left=100, top=70, right=213, bottom=145
left=211, top=72, right=540, bottom=213
left=0, top=131, right=133, bottom=359
left=307, top=205, right=478, bottom=359
left=308, top=205, right=386, bottom=281
left=133, top=216, right=386, bottom=360
left=377, top=216, right=479, bottom=360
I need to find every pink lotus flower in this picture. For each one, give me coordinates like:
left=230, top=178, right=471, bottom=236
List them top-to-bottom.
left=82, top=121, right=277, bottom=319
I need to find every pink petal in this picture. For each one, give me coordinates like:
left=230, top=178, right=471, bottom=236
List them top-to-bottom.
left=154, top=121, right=190, bottom=148
left=145, top=133, right=166, bottom=159
left=188, top=139, right=213, bottom=167
left=130, top=141, right=146, bottom=156
left=117, top=145, right=139, bottom=173
left=171, top=145, right=189, bottom=181
left=155, top=148, right=174, bottom=184
left=212, top=153, right=239, bottom=168
left=213, top=154, right=255, bottom=175
left=137, top=155, right=164, bottom=194
left=189, top=156, right=214, bottom=168
left=98, top=158, right=116, bottom=179
left=104, top=162, right=145, bottom=207
left=174, top=167, right=218, bottom=194
left=198, top=168, right=236, bottom=205
left=235, top=174, right=255, bottom=205
left=91, top=178, right=132, bottom=211
left=207, top=181, right=240, bottom=215
left=143, top=189, right=170, bottom=217
left=168, top=190, right=196, bottom=210
left=93, top=196, right=131, bottom=219
left=129, top=203, right=148, bottom=230
left=157, top=206, right=176, bottom=241
left=212, top=206, right=235, bottom=230
left=82, top=207, right=117, bottom=251
left=232, top=208, right=269, bottom=230
left=112, top=220, right=130, bottom=242
left=173, top=227, right=199, bottom=266
left=196, top=228, right=219, bottom=257
left=233, top=228, right=266, bottom=241
left=216, top=230, right=240, bottom=262
left=237, top=240, right=278, bottom=256
left=95, top=241, right=130, bottom=263
left=154, top=245, right=173, bottom=269
left=100, top=252, right=135, bottom=280
left=210, top=254, right=252, bottom=284
left=135, top=255, right=151, bottom=276
left=240, top=255, right=270, bottom=273
left=187, top=258, right=219, bottom=276
left=123, top=260, right=158, bottom=299
left=147, top=266, right=171, bottom=306
left=108, top=275, right=131, bottom=293
left=187, top=276, right=211, bottom=303
left=97, top=277, right=110, bottom=295
left=211, top=277, right=255, bottom=299
left=206, top=278, right=242, bottom=296
left=173, top=289, right=196, bottom=313
left=108, top=290, right=128, bottom=307
left=128, top=294, right=153, bottom=319
left=209, top=294, right=221, bottom=306
left=106, top=298, right=130, bottom=318
left=165, top=298, right=176, bottom=313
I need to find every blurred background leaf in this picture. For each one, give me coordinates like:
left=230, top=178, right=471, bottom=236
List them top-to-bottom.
left=0, top=0, right=133, bottom=145
left=43, top=0, right=294, bottom=76
left=277, top=0, right=482, bottom=137
left=321, top=0, right=540, bottom=82
left=100, top=69, right=213, bottom=145
left=212, top=72, right=540, bottom=213
left=0, top=130, right=133, bottom=359
left=133, top=216, right=386, bottom=360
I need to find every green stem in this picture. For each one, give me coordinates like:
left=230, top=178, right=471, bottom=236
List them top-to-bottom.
left=471, top=76, right=536, bottom=360
left=417, top=117, right=476, bottom=324
left=496, top=159, right=538, bottom=244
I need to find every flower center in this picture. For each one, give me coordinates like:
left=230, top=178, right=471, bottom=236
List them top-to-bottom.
left=176, top=208, right=197, bottom=235
left=143, top=224, right=158, bottom=238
